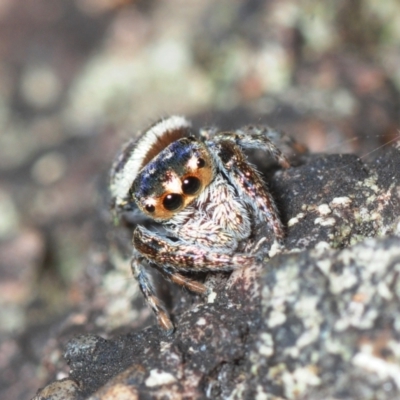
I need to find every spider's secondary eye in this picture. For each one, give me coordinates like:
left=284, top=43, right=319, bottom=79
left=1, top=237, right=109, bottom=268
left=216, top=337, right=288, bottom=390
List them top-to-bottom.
left=197, top=158, right=205, bottom=168
left=182, top=176, right=201, bottom=195
left=163, top=193, right=183, bottom=211
left=145, top=204, right=155, bottom=213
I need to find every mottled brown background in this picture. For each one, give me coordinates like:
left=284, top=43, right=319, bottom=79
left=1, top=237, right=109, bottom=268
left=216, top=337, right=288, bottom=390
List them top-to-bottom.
left=0, top=1, right=399, bottom=399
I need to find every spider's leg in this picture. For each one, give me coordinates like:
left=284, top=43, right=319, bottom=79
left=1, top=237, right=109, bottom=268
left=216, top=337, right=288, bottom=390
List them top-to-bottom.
left=238, top=124, right=307, bottom=159
left=212, top=127, right=293, bottom=168
left=211, top=140, right=285, bottom=243
left=133, top=226, right=256, bottom=273
left=131, top=253, right=174, bottom=334
left=155, top=265, right=207, bottom=294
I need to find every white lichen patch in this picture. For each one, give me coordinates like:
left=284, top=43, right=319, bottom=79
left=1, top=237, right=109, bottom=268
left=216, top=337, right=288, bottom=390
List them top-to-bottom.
left=358, top=174, right=380, bottom=193
left=366, top=194, right=377, bottom=205
left=330, top=196, right=352, bottom=207
left=317, top=203, right=331, bottom=215
left=287, top=212, right=305, bottom=227
left=314, top=217, right=336, bottom=226
left=268, top=241, right=283, bottom=257
left=314, top=241, right=331, bottom=251
left=356, top=246, right=389, bottom=274
left=316, top=258, right=333, bottom=275
left=273, top=263, right=301, bottom=297
left=329, top=268, right=358, bottom=294
left=377, top=281, right=393, bottom=300
left=207, top=290, right=217, bottom=303
left=294, top=296, right=319, bottom=320
left=344, top=300, right=365, bottom=326
left=293, top=301, right=321, bottom=348
left=357, top=308, right=379, bottom=329
left=267, top=310, right=287, bottom=328
left=296, top=327, right=320, bottom=348
left=258, top=333, right=274, bottom=357
left=325, top=337, right=352, bottom=360
left=159, top=341, right=172, bottom=353
left=283, top=346, right=300, bottom=359
left=352, top=352, right=400, bottom=389
left=267, top=363, right=287, bottom=381
left=281, top=365, right=321, bottom=399
left=293, top=365, right=321, bottom=386
left=145, top=369, right=177, bottom=387
left=225, top=381, right=247, bottom=400
left=101, top=383, right=139, bottom=399
left=255, top=385, right=269, bottom=400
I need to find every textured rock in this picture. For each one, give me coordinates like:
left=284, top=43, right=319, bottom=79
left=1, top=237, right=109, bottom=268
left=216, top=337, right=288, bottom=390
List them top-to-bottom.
left=33, top=143, right=400, bottom=399
left=253, top=237, right=400, bottom=400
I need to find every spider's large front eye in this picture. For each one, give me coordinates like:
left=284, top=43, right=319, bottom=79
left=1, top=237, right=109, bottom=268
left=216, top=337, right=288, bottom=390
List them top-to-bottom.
left=182, top=176, right=201, bottom=195
left=163, top=193, right=183, bottom=211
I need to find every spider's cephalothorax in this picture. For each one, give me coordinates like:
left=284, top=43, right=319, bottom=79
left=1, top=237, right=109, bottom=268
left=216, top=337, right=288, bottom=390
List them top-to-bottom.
left=110, top=116, right=290, bottom=334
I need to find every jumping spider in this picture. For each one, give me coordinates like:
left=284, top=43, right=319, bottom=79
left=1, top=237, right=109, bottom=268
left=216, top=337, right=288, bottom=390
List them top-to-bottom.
left=110, top=116, right=293, bottom=334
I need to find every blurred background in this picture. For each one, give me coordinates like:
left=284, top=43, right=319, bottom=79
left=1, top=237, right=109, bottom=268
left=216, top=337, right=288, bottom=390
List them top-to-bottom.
left=0, top=0, right=399, bottom=398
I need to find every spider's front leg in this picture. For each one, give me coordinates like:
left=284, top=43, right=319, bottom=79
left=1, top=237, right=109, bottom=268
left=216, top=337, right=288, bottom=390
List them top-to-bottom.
left=236, top=125, right=307, bottom=161
left=211, top=126, right=291, bottom=169
left=132, top=226, right=256, bottom=333
left=133, top=226, right=256, bottom=272
left=131, top=251, right=208, bottom=335
left=131, top=253, right=174, bottom=334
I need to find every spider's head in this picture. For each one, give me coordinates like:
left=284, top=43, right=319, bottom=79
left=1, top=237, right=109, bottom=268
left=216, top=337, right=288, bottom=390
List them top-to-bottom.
left=110, top=116, right=214, bottom=221
left=132, top=137, right=214, bottom=220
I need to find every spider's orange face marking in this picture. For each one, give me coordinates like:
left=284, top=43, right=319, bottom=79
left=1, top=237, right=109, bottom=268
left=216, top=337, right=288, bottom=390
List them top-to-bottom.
left=132, top=138, right=214, bottom=220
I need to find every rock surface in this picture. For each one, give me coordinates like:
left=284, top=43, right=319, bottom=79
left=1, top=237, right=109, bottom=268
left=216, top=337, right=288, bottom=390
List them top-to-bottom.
left=32, top=141, right=400, bottom=399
